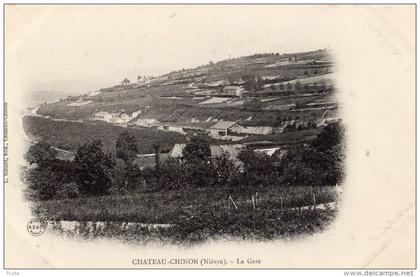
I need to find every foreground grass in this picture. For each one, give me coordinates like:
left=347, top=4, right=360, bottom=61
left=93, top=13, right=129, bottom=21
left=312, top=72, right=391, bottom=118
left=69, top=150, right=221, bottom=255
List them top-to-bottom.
left=33, top=186, right=339, bottom=244
left=34, top=186, right=339, bottom=223
left=48, top=209, right=336, bottom=245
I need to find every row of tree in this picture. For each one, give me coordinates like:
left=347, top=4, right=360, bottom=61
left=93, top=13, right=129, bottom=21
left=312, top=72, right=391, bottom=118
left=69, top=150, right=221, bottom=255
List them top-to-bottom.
left=24, top=122, right=344, bottom=201
left=147, top=122, right=344, bottom=192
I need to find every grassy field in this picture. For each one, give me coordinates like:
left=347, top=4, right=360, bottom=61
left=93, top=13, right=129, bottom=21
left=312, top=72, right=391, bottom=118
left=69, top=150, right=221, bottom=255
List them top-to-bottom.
left=37, top=95, right=201, bottom=119
left=23, top=116, right=187, bottom=154
left=243, top=128, right=322, bottom=144
left=33, top=186, right=339, bottom=223
left=34, top=186, right=339, bottom=244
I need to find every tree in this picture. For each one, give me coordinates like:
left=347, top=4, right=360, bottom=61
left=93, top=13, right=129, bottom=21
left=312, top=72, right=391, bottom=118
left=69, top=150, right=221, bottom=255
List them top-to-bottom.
left=242, top=74, right=264, bottom=92
left=256, top=75, right=264, bottom=91
left=228, top=76, right=236, bottom=85
left=121, top=78, right=130, bottom=86
left=318, top=80, right=327, bottom=92
left=294, top=81, right=302, bottom=93
left=278, top=83, right=285, bottom=91
left=244, top=98, right=262, bottom=110
left=281, top=122, right=345, bottom=186
left=311, top=122, right=344, bottom=152
left=116, top=131, right=138, bottom=162
left=182, top=136, right=215, bottom=187
left=182, top=136, right=211, bottom=162
left=73, top=140, right=116, bottom=196
left=25, top=141, right=58, bottom=167
left=24, top=142, right=76, bottom=200
left=153, top=143, right=161, bottom=175
left=281, top=147, right=324, bottom=187
left=238, top=149, right=279, bottom=191
left=212, top=152, right=239, bottom=187
left=25, top=157, right=75, bottom=201
left=158, top=157, right=186, bottom=190
left=111, top=158, right=143, bottom=194
left=25, top=159, right=75, bottom=200
left=111, top=159, right=127, bottom=193
left=126, top=163, right=142, bottom=192
left=25, top=166, right=59, bottom=200
left=142, top=166, right=157, bottom=186
left=56, top=182, right=79, bottom=199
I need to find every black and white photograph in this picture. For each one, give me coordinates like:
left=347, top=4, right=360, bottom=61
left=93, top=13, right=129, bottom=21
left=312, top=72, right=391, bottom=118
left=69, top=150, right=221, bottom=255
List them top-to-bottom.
left=3, top=4, right=416, bottom=270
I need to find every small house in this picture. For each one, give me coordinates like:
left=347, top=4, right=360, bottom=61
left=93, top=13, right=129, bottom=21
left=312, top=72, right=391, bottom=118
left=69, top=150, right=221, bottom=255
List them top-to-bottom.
left=222, top=86, right=244, bottom=97
left=94, top=111, right=112, bottom=122
left=136, top=118, right=159, bottom=127
left=209, top=120, right=242, bottom=137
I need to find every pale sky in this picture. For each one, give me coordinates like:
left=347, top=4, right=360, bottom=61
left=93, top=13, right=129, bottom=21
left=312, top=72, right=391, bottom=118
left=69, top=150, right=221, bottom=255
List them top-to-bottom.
left=6, top=5, right=339, bottom=88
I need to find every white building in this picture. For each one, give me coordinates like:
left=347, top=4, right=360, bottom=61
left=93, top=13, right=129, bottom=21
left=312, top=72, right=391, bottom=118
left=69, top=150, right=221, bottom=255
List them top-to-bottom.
left=222, top=86, right=244, bottom=97
left=131, top=110, right=142, bottom=119
left=94, top=111, right=112, bottom=122
left=94, top=111, right=132, bottom=124
left=136, top=118, right=159, bottom=127
left=158, top=124, right=186, bottom=134
left=238, top=126, right=273, bottom=135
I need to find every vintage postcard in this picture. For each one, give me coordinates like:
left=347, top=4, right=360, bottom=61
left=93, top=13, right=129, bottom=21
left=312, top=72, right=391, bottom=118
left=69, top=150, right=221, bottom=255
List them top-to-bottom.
left=3, top=4, right=416, bottom=269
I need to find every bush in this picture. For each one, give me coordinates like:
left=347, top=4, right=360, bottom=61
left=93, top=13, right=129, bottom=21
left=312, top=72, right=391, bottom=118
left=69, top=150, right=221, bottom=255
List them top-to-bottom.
left=73, top=140, right=116, bottom=196
left=56, top=182, right=79, bottom=199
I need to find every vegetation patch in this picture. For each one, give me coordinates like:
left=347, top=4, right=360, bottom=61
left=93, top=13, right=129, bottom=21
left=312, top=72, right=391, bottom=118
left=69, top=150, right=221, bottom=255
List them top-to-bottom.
left=23, top=116, right=186, bottom=154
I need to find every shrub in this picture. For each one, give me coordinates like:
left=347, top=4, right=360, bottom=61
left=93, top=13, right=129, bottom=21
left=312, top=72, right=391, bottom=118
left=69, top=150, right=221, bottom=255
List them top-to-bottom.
left=56, top=182, right=79, bottom=199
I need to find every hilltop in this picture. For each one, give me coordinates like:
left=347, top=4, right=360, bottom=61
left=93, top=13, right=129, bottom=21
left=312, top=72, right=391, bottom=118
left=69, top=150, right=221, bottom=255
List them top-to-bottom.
left=36, top=48, right=337, bottom=123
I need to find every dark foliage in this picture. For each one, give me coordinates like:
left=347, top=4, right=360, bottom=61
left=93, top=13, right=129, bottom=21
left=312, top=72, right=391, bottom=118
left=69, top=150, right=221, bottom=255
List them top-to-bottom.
left=242, top=74, right=264, bottom=92
left=23, top=116, right=186, bottom=154
left=281, top=122, right=345, bottom=186
left=311, top=122, right=344, bottom=152
left=116, top=131, right=138, bottom=162
left=182, top=136, right=212, bottom=162
left=182, top=137, right=216, bottom=188
left=73, top=140, right=116, bottom=196
left=24, top=141, right=58, bottom=167
left=24, top=142, right=75, bottom=200
left=238, top=149, right=280, bottom=191
left=157, top=157, right=186, bottom=190
left=111, top=159, right=143, bottom=194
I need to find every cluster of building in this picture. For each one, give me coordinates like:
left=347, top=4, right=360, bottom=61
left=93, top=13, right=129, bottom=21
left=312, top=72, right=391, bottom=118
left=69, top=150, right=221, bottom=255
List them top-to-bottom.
left=192, top=84, right=245, bottom=97
left=93, top=107, right=319, bottom=139
left=93, top=109, right=142, bottom=125
left=135, top=119, right=278, bottom=138
left=208, top=120, right=275, bottom=137
left=168, top=143, right=286, bottom=164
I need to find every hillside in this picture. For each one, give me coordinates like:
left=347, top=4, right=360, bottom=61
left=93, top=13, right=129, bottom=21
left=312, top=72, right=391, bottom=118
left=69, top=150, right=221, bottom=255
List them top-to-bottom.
left=27, top=48, right=340, bottom=154
left=37, top=49, right=336, bottom=119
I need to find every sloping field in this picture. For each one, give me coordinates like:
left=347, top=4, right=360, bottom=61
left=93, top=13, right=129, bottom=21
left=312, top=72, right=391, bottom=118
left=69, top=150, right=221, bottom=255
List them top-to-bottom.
left=284, top=72, right=336, bottom=85
left=199, top=97, right=233, bottom=105
left=23, top=116, right=187, bottom=154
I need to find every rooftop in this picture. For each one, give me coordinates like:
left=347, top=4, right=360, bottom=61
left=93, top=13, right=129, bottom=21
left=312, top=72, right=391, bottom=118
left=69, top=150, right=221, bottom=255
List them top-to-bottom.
left=210, top=120, right=239, bottom=130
